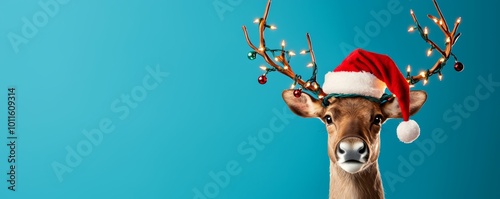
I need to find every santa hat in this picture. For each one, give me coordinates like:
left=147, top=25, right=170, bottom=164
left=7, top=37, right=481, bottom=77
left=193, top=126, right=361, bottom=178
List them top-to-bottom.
left=323, top=48, right=419, bottom=143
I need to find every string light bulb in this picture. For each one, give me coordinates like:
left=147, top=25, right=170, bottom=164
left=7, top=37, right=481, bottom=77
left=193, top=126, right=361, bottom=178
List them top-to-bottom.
left=427, top=15, right=438, bottom=23
left=456, top=17, right=461, bottom=23
left=253, top=18, right=261, bottom=24
left=269, top=25, right=277, bottom=30
left=408, top=26, right=415, bottom=32
left=424, top=27, right=429, bottom=35
left=281, top=40, right=286, bottom=48
left=427, top=48, right=433, bottom=56
left=300, top=50, right=307, bottom=54
left=288, top=51, right=296, bottom=56
left=307, top=63, right=314, bottom=67
left=407, top=65, right=411, bottom=73
left=260, top=66, right=267, bottom=71
left=420, top=71, right=426, bottom=78
left=438, top=73, right=443, bottom=81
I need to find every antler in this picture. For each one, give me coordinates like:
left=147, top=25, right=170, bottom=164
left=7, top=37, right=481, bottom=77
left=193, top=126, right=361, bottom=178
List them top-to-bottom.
left=242, top=0, right=327, bottom=99
left=406, top=0, right=463, bottom=86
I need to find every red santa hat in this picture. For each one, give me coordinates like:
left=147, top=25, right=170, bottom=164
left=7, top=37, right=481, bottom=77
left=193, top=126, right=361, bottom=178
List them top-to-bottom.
left=322, top=48, right=419, bottom=143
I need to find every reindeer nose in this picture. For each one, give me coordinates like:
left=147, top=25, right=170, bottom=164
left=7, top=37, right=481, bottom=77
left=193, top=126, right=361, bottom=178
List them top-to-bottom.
left=337, top=137, right=368, bottom=162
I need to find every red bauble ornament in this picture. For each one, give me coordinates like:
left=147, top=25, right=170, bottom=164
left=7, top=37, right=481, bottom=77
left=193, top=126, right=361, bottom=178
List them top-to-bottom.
left=454, top=61, right=464, bottom=72
left=258, top=75, right=267, bottom=84
left=293, top=89, right=302, bottom=98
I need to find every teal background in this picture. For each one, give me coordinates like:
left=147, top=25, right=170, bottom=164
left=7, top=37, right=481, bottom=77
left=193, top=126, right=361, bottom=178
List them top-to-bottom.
left=0, top=0, right=498, bottom=198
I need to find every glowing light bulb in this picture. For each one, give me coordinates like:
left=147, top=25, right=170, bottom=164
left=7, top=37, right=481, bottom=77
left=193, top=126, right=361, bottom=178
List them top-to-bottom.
left=410, top=9, right=414, bottom=15
left=456, top=17, right=461, bottom=23
left=253, top=18, right=260, bottom=24
left=439, top=20, right=443, bottom=25
left=269, top=25, right=277, bottom=30
left=408, top=26, right=415, bottom=32
left=424, top=27, right=429, bottom=35
left=446, top=37, right=451, bottom=43
left=281, top=40, right=286, bottom=47
left=427, top=48, right=433, bottom=57
left=300, top=50, right=307, bottom=54
left=288, top=51, right=296, bottom=56
left=440, top=58, right=445, bottom=62
left=307, top=63, right=314, bottom=67
left=284, top=65, right=289, bottom=70
left=407, top=65, right=411, bottom=73
left=259, top=66, right=267, bottom=71
left=420, top=71, right=426, bottom=78
left=438, top=74, right=443, bottom=81
left=423, top=79, right=428, bottom=85
left=305, top=82, right=311, bottom=87
left=313, top=82, right=318, bottom=90
left=290, top=84, right=295, bottom=89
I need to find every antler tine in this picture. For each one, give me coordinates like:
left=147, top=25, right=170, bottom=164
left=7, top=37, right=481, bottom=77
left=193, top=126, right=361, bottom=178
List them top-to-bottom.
left=242, top=0, right=326, bottom=99
left=406, top=0, right=463, bottom=86
left=428, top=0, right=449, bottom=32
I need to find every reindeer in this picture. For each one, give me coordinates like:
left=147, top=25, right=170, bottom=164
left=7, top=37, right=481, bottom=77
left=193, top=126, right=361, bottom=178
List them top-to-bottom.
left=242, top=0, right=463, bottom=198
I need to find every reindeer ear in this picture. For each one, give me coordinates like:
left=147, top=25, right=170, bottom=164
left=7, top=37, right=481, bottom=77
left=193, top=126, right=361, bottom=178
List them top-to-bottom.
left=282, top=90, right=324, bottom=118
left=382, top=90, right=427, bottom=118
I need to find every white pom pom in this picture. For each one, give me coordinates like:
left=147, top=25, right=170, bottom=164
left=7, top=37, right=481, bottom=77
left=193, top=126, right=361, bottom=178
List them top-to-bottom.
left=396, top=120, right=420, bottom=143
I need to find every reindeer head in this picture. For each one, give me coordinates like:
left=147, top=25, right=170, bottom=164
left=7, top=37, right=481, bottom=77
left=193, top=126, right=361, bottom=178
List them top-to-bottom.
left=242, top=0, right=462, bottom=175
left=282, top=90, right=426, bottom=173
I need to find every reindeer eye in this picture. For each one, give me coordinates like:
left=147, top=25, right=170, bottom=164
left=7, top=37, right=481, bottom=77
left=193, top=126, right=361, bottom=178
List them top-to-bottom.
left=324, top=115, right=333, bottom=124
left=373, top=115, right=383, bottom=126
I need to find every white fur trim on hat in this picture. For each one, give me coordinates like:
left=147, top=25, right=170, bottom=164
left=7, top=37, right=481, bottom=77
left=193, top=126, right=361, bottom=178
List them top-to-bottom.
left=322, top=71, right=386, bottom=98
left=396, top=120, right=420, bottom=143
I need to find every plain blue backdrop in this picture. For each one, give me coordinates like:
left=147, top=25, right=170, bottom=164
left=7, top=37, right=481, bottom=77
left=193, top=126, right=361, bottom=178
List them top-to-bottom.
left=0, top=0, right=498, bottom=198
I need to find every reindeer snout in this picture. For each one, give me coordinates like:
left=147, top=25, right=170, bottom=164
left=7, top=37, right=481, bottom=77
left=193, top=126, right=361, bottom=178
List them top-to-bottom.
left=337, top=137, right=368, bottom=163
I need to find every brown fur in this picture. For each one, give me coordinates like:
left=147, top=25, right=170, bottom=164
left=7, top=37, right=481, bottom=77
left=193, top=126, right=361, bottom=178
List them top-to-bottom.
left=282, top=90, right=427, bottom=199
left=326, top=98, right=385, bottom=199
left=329, top=161, right=383, bottom=199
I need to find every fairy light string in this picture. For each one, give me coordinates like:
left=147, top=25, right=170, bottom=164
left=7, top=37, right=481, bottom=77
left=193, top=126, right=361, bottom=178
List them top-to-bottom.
left=243, top=0, right=464, bottom=106
left=406, top=0, right=464, bottom=86
left=243, top=3, right=325, bottom=99
left=246, top=14, right=393, bottom=104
